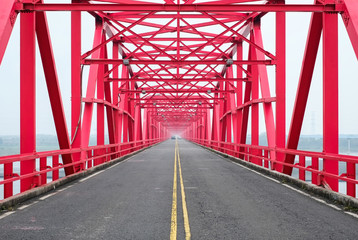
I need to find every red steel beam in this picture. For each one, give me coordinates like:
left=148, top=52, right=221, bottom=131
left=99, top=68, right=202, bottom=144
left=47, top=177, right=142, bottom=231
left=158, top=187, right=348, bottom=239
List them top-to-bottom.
left=0, top=0, right=17, bottom=64
left=2, top=0, right=17, bottom=198
left=3, top=0, right=17, bottom=198
left=275, top=0, right=286, bottom=172
left=342, top=0, right=358, bottom=59
left=342, top=0, right=358, bottom=196
left=71, top=1, right=82, bottom=171
left=19, top=3, right=342, bottom=13
left=322, top=7, right=339, bottom=192
left=20, top=11, right=36, bottom=192
left=250, top=29, right=259, bottom=165
left=97, top=32, right=105, bottom=165
left=83, top=59, right=273, bottom=65
left=107, top=78, right=250, bottom=82
left=119, top=89, right=234, bottom=93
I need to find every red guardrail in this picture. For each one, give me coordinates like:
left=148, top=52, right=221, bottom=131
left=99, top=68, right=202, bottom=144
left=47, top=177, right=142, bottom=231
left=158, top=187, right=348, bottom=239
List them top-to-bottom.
left=0, top=138, right=165, bottom=200
left=189, top=138, right=358, bottom=198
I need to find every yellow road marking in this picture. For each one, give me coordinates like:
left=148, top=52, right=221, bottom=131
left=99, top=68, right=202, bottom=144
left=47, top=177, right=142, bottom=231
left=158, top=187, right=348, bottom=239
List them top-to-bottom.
left=171, top=140, right=191, bottom=240
left=170, top=142, right=178, bottom=240
left=177, top=143, right=191, bottom=240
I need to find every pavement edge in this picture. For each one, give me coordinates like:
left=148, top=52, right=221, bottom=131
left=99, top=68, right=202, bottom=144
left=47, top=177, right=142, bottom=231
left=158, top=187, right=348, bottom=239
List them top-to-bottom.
left=190, top=141, right=358, bottom=210
left=0, top=142, right=162, bottom=210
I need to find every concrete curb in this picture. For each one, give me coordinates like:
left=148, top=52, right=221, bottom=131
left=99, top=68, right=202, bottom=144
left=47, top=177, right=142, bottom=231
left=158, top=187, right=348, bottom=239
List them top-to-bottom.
left=191, top=141, right=358, bottom=210
left=0, top=142, right=161, bottom=210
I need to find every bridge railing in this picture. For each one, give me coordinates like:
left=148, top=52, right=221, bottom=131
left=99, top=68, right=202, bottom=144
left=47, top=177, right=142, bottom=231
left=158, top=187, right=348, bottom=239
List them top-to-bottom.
left=0, top=138, right=164, bottom=200
left=189, top=138, right=358, bottom=198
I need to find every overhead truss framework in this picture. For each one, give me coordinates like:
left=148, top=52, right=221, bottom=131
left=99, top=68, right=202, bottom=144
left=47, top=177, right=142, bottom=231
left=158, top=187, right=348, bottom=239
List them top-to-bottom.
left=1, top=0, right=358, bottom=199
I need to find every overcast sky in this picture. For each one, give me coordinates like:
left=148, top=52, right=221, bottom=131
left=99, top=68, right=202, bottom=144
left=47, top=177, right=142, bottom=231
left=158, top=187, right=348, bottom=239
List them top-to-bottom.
left=0, top=0, right=358, bottom=138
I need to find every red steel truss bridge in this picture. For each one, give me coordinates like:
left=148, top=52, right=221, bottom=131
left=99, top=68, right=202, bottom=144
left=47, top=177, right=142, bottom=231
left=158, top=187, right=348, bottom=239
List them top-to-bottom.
left=1, top=0, right=358, bottom=238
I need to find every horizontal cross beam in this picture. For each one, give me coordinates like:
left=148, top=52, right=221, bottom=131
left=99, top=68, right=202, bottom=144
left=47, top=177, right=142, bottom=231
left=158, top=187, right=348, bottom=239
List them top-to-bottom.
left=19, top=3, right=343, bottom=13
left=83, top=59, right=273, bottom=65
left=107, top=78, right=250, bottom=82
left=119, top=89, right=234, bottom=93
left=131, top=97, right=223, bottom=101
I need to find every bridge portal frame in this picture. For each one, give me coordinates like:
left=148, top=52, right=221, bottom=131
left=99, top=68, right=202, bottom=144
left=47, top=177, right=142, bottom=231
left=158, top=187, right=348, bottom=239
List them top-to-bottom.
left=0, top=0, right=358, bottom=200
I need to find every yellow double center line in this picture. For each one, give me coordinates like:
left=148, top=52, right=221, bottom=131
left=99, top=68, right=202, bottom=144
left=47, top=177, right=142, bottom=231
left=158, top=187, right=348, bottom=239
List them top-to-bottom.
left=170, top=140, right=191, bottom=240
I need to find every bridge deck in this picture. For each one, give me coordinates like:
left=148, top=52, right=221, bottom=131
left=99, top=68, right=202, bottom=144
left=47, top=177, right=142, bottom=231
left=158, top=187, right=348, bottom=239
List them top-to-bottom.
left=0, top=140, right=357, bottom=239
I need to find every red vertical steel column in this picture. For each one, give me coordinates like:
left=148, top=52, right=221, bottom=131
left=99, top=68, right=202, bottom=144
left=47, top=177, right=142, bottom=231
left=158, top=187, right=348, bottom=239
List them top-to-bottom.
left=3, top=1, right=17, bottom=197
left=276, top=1, right=286, bottom=172
left=342, top=1, right=357, bottom=197
left=71, top=3, right=82, bottom=171
left=322, top=9, right=339, bottom=192
left=20, top=11, right=36, bottom=192
left=250, top=30, right=259, bottom=165
left=97, top=34, right=105, bottom=165
left=236, top=41, right=243, bottom=156
left=112, top=42, right=123, bottom=153
left=112, top=42, right=119, bottom=141
left=226, top=66, right=234, bottom=153
left=120, top=67, right=129, bottom=152
left=239, top=79, right=252, bottom=159
left=128, top=81, right=135, bottom=146
left=219, top=82, right=226, bottom=147
left=134, top=93, right=143, bottom=148
left=212, top=93, right=220, bottom=149
left=142, top=108, right=148, bottom=145
left=206, top=108, right=211, bottom=146
left=148, top=110, right=153, bottom=142
left=202, top=111, right=205, bottom=143
left=200, top=112, right=204, bottom=143
left=152, top=113, right=156, bottom=140
left=154, top=114, right=157, bottom=140
left=197, top=115, right=200, bottom=142
left=194, top=119, right=197, bottom=140
left=197, top=119, right=200, bottom=141
left=193, top=121, right=196, bottom=140
left=194, top=121, right=197, bottom=140
left=159, top=122, right=162, bottom=140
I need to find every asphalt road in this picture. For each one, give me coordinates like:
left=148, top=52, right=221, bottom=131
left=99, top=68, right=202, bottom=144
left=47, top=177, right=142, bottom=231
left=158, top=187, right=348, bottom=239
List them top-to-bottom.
left=0, top=139, right=357, bottom=240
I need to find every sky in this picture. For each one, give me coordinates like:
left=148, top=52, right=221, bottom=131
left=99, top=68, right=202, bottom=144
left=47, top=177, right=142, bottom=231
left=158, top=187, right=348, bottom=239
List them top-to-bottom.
left=0, top=0, right=358, bottom=138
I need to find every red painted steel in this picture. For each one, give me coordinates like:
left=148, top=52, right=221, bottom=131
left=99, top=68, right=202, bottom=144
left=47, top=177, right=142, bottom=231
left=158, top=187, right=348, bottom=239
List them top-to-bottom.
left=0, top=0, right=17, bottom=65
left=1, top=0, right=358, bottom=201
left=275, top=0, right=286, bottom=172
left=71, top=3, right=82, bottom=171
left=322, top=9, right=339, bottom=192
left=20, top=10, right=36, bottom=193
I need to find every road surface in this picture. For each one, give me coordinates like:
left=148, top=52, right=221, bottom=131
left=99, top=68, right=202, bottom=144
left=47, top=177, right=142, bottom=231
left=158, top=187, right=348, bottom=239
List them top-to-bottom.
left=0, top=139, right=357, bottom=239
